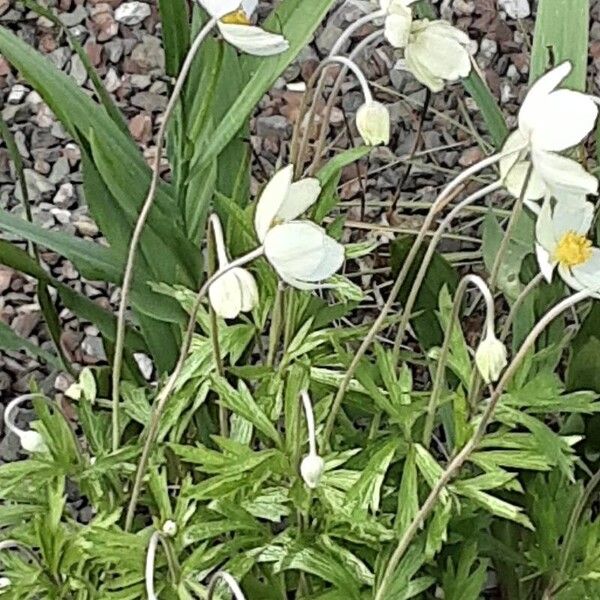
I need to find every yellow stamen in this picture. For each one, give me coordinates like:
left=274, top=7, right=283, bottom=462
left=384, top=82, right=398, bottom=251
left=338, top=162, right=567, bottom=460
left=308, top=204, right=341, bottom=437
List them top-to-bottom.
left=220, top=10, right=251, bottom=25
left=554, top=231, right=592, bottom=267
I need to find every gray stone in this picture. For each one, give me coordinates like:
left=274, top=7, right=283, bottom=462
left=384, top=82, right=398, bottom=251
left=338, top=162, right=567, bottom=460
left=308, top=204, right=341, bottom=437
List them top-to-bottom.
left=498, top=0, right=530, bottom=19
left=115, top=2, right=151, bottom=25
left=59, top=5, right=88, bottom=27
left=130, top=35, right=165, bottom=72
left=104, top=39, right=124, bottom=63
left=49, top=47, right=71, bottom=69
left=69, top=54, right=88, bottom=86
left=8, top=84, right=28, bottom=104
left=130, top=92, right=167, bottom=112
left=255, top=115, right=292, bottom=139
left=49, top=157, right=70, bottom=185
left=53, top=183, right=76, bottom=207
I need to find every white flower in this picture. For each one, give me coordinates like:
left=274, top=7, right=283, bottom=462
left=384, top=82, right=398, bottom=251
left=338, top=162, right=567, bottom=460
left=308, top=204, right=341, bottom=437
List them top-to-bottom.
left=199, top=0, right=289, bottom=56
left=381, top=0, right=418, bottom=48
left=401, top=20, right=471, bottom=92
left=500, top=62, right=599, bottom=204
left=356, top=101, right=390, bottom=145
left=255, top=165, right=345, bottom=289
left=535, top=199, right=600, bottom=294
left=208, top=215, right=259, bottom=320
left=475, top=333, right=508, bottom=384
left=300, top=454, right=325, bottom=489
left=0, top=577, right=10, bottom=589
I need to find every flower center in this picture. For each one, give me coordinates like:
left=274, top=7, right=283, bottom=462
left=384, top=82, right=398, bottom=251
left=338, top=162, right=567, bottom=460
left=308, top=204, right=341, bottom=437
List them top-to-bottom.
left=220, top=10, right=251, bottom=25
left=554, top=231, right=592, bottom=267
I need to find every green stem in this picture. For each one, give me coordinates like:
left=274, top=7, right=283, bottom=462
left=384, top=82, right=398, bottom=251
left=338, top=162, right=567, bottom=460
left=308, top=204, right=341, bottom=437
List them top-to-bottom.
left=267, top=284, right=284, bottom=367
left=373, top=290, right=590, bottom=600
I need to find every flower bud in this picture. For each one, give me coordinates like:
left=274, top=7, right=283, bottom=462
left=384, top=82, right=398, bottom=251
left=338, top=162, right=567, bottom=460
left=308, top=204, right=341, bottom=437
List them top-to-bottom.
left=356, top=101, right=390, bottom=146
left=209, top=267, right=259, bottom=320
left=475, top=334, right=508, bottom=384
left=18, top=430, right=48, bottom=453
left=300, top=454, right=325, bottom=489
left=162, top=520, right=177, bottom=537
left=0, top=577, right=10, bottom=589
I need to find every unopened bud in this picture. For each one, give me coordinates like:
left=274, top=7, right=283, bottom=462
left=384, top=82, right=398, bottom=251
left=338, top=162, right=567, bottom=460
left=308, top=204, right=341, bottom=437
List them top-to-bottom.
left=356, top=101, right=390, bottom=146
left=475, top=334, right=508, bottom=384
left=18, top=430, right=48, bottom=454
left=300, top=454, right=325, bottom=489
left=162, top=520, right=177, bottom=537
left=0, top=577, right=10, bottom=589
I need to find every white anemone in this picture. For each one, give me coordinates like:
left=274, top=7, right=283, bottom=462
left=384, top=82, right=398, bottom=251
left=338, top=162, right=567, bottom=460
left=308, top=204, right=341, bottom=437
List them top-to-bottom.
left=199, top=0, right=289, bottom=56
left=380, top=0, right=418, bottom=48
left=500, top=62, right=599, bottom=204
left=356, top=100, right=390, bottom=145
left=255, top=166, right=345, bottom=289
left=535, top=199, right=600, bottom=294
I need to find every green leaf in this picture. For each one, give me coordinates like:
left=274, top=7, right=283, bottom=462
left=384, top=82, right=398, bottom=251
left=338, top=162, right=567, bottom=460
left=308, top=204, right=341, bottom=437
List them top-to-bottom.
left=158, top=0, right=190, bottom=77
left=188, top=0, right=337, bottom=177
left=530, top=0, right=589, bottom=90
left=390, top=236, right=459, bottom=349
left=0, top=320, right=60, bottom=367
left=210, top=375, right=282, bottom=446
left=396, top=446, right=419, bottom=535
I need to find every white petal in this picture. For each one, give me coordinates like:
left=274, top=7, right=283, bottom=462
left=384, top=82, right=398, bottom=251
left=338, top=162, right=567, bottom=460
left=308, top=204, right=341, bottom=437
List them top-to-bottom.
left=199, top=0, right=241, bottom=18
left=241, top=0, right=258, bottom=16
left=384, top=9, right=412, bottom=48
left=217, top=23, right=289, bottom=56
left=413, top=23, right=471, bottom=80
left=405, top=44, right=444, bottom=92
left=519, top=62, right=572, bottom=135
left=528, top=90, right=598, bottom=152
left=356, top=101, right=390, bottom=146
left=499, top=130, right=528, bottom=179
left=532, top=150, right=599, bottom=197
left=503, top=160, right=546, bottom=201
left=254, top=165, right=293, bottom=242
left=276, top=178, right=322, bottom=222
left=552, top=199, right=594, bottom=239
left=535, top=200, right=556, bottom=251
left=264, top=221, right=326, bottom=278
left=303, top=235, right=345, bottom=282
left=536, top=244, right=556, bottom=283
left=571, top=248, right=600, bottom=293
left=232, top=268, right=259, bottom=312
left=275, top=268, right=324, bottom=290
left=208, top=271, right=243, bottom=319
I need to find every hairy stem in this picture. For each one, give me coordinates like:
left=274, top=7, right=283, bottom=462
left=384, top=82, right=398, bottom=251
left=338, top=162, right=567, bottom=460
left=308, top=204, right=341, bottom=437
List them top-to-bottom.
left=111, top=16, right=219, bottom=453
left=124, top=247, right=264, bottom=530
left=499, top=272, right=544, bottom=342
left=374, top=290, right=590, bottom=600
left=207, top=571, right=247, bottom=600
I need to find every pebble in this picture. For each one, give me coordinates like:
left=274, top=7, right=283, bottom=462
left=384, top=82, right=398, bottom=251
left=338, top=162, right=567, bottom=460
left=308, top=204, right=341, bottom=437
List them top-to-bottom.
left=498, top=0, right=531, bottom=19
left=115, top=2, right=151, bottom=25
left=59, top=5, right=88, bottom=27
left=7, top=84, right=28, bottom=104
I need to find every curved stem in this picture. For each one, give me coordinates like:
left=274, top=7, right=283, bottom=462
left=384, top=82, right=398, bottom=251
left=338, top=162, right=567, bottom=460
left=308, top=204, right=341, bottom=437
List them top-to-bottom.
left=329, top=10, right=385, bottom=56
left=111, top=16, right=219, bottom=453
left=308, top=30, right=384, bottom=177
left=321, top=56, right=373, bottom=103
left=320, top=165, right=511, bottom=452
left=391, top=180, right=505, bottom=363
left=209, top=214, right=229, bottom=268
left=125, top=246, right=264, bottom=530
left=499, top=272, right=544, bottom=342
left=422, top=275, right=495, bottom=447
left=373, top=290, right=590, bottom=600
left=300, top=390, right=317, bottom=456
left=4, top=393, right=84, bottom=460
left=145, top=531, right=180, bottom=600
left=207, top=571, right=247, bottom=600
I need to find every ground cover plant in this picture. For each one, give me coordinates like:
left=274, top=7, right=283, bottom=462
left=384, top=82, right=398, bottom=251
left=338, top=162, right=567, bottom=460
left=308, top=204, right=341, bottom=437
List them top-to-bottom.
left=2, top=0, right=600, bottom=598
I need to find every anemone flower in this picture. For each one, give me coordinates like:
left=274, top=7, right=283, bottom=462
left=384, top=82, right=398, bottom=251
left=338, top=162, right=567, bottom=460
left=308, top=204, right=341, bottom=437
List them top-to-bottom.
left=199, top=0, right=289, bottom=56
left=500, top=62, right=599, bottom=204
left=254, top=165, right=345, bottom=289
left=535, top=199, right=600, bottom=294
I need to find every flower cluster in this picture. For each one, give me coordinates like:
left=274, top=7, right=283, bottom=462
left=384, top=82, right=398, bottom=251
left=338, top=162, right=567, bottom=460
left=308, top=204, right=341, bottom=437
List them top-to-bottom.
left=498, top=63, right=600, bottom=295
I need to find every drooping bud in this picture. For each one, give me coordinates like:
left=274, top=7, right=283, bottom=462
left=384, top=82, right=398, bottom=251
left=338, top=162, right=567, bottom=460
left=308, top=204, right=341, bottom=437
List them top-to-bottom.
left=356, top=101, right=391, bottom=146
left=475, top=333, right=508, bottom=384
left=18, top=430, right=48, bottom=454
left=300, top=454, right=325, bottom=489
left=0, top=577, right=10, bottom=589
